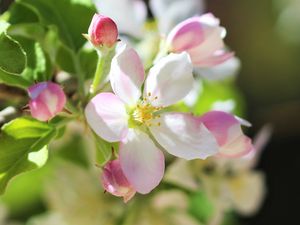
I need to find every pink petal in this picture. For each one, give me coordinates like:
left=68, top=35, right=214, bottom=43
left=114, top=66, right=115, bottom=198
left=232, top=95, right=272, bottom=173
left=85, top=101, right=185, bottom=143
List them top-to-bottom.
left=167, top=17, right=205, bottom=52
left=188, top=26, right=225, bottom=65
left=110, top=44, right=145, bottom=106
left=193, top=51, right=234, bottom=67
left=144, top=52, right=193, bottom=107
left=28, top=82, right=66, bottom=121
left=85, top=92, right=129, bottom=142
left=29, top=99, right=52, bottom=121
left=198, top=111, right=254, bottom=158
left=150, top=113, right=219, bottom=160
left=119, top=129, right=165, bottom=194
left=101, top=159, right=136, bottom=203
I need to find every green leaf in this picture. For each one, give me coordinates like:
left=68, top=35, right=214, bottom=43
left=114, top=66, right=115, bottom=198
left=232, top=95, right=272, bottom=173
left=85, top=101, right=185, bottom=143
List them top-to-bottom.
left=17, top=0, right=95, bottom=51
left=8, top=2, right=40, bottom=24
left=0, top=21, right=10, bottom=33
left=0, top=22, right=30, bottom=88
left=7, top=23, right=47, bottom=42
left=0, top=31, right=27, bottom=75
left=14, top=37, right=54, bottom=82
left=56, top=45, right=76, bottom=73
left=78, top=47, right=97, bottom=79
left=0, top=70, right=31, bottom=89
left=0, top=117, right=56, bottom=194
left=93, top=134, right=118, bottom=166
left=0, top=164, right=52, bottom=218
left=189, top=191, right=215, bottom=224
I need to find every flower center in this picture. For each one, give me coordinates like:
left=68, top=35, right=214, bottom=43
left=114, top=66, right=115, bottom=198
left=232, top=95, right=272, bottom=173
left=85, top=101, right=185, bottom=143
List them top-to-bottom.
left=131, top=93, right=162, bottom=127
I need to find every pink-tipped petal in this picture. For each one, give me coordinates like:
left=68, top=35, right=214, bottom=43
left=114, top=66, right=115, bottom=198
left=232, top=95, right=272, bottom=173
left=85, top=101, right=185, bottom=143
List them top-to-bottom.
left=167, top=13, right=232, bottom=68
left=167, top=17, right=205, bottom=52
left=188, top=26, right=225, bottom=64
left=110, top=44, right=145, bottom=106
left=193, top=51, right=234, bottom=67
left=144, top=52, right=193, bottom=107
left=28, top=82, right=66, bottom=121
left=85, top=92, right=129, bottom=142
left=29, top=99, right=52, bottom=122
left=199, top=111, right=254, bottom=158
left=150, top=113, right=219, bottom=160
left=119, top=129, right=165, bottom=194
left=101, top=159, right=136, bottom=203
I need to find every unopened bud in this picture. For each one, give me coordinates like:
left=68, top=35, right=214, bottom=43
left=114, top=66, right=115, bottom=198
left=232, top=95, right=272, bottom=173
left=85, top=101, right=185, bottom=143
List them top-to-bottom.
left=87, top=14, right=118, bottom=48
left=27, top=82, right=66, bottom=121
left=101, top=159, right=136, bottom=203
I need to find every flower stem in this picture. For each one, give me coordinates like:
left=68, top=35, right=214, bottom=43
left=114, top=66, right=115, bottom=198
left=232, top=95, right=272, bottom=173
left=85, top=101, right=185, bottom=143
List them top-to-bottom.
left=89, top=48, right=115, bottom=96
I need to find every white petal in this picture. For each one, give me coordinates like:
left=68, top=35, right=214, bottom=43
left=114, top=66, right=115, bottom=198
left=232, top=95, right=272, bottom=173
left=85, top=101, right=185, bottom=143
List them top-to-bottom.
left=109, top=44, right=145, bottom=106
left=144, top=52, right=193, bottom=107
left=196, top=56, right=241, bottom=81
left=85, top=92, right=129, bottom=142
left=150, top=113, right=219, bottom=160
left=119, top=129, right=165, bottom=194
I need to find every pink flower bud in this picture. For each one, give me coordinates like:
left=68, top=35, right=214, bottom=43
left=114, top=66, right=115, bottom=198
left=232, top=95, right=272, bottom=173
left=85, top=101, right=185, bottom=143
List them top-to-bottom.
left=166, top=13, right=234, bottom=68
left=87, top=14, right=118, bottom=48
left=27, top=82, right=66, bottom=121
left=101, top=159, right=136, bottom=203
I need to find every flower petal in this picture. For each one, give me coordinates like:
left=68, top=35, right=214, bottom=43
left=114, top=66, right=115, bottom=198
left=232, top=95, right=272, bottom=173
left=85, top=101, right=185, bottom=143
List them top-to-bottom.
left=167, top=17, right=205, bottom=52
left=188, top=26, right=226, bottom=65
left=110, top=44, right=145, bottom=106
left=193, top=51, right=234, bottom=68
left=144, top=52, right=193, bottom=107
left=196, top=56, right=241, bottom=81
left=85, top=92, right=128, bottom=142
left=198, top=111, right=254, bottom=157
left=150, top=113, right=219, bottom=160
left=119, top=129, right=165, bottom=194
left=101, top=159, right=136, bottom=203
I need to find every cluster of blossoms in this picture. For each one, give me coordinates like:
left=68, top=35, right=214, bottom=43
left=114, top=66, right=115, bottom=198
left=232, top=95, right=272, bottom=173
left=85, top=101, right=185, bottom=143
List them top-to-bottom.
left=26, top=11, right=254, bottom=203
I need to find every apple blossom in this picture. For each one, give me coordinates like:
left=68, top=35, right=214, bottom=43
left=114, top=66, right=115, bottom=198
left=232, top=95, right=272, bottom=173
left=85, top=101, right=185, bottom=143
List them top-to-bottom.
left=166, top=13, right=234, bottom=68
left=86, top=14, right=118, bottom=48
left=85, top=44, right=220, bottom=195
left=27, top=81, right=66, bottom=121
left=101, top=159, right=136, bottom=203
